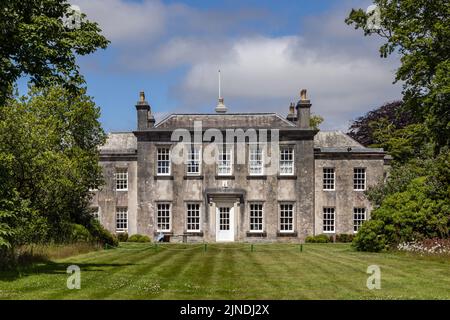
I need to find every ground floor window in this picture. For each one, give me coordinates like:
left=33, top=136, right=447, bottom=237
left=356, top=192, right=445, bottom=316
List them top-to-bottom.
left=157, top=203, right=171, bottom=232
left=186, top=203, right=200, bottom=232
left=249, top=203, right=263, bottom=232
left=279, top=203, right=294, bottom=232
left=116, top=207, right=128, bottom=232
left=323, top=207, right=335, bottom=233
left=353, top=207, right=366, bottom=232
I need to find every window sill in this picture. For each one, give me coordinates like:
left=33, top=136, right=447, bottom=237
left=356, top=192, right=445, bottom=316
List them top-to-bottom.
left=184, top=175, right=204, bottom=180
left=215, top=175, right=235, bottom=180
left=246, top=175, right=267, bottom=180
left=277, top=175, right=297, bottom=180
left=154, top=176, right=174, bottom=180
left=116, top=189, right=128, bottom=192
left=184, top=231, right=204, bottom=236
left=246, top=231, right=267, bottom=237
left=276, top=231, right=298, bottom=237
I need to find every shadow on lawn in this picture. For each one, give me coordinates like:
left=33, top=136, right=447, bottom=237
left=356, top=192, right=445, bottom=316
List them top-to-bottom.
left=0, top=261, right=135, bottom=282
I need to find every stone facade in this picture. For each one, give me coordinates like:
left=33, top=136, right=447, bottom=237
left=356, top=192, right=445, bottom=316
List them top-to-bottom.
left=89, top=92, right=389, bottom=243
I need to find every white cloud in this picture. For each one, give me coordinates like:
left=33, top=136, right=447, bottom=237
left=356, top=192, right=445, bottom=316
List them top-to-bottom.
left=74, top=0, right=166, bottom=44
left=74, top=0, right=402, bottom=130
left=176, top=35, right=401, bottom=130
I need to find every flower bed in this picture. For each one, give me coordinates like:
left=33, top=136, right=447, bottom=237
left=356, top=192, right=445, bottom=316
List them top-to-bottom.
left=397, top=238, right=450, bottom=255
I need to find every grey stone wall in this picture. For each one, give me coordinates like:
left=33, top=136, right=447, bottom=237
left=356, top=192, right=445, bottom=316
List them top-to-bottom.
left=91, top=129, right=387, bottom=243
left=133, top=129, right=316, bottom=243
left=314, top=156, right=384, bottom=235
left=90, top=159, right=137, bottom=234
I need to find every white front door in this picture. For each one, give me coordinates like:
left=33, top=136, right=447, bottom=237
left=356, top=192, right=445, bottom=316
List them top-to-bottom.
left=216, top=206, right=235, bottom=242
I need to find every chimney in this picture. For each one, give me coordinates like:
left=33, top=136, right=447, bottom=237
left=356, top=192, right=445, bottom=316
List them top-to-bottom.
left=296, top=89, right=311, bottom=129
left=135, top=91, right=155, bottom=130
left=286, top=102, right=297, bottom=122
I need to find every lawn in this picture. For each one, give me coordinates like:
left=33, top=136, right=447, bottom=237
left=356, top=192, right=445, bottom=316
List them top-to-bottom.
left=0, top=243, right=449, bottom=299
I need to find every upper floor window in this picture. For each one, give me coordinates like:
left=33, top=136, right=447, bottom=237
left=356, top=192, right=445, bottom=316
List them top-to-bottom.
left=187, top=145, right=201, bottom=175
left=217, top=145, right=232, bottom=176
left=249, top=145, right=264, bottom=175
left=279, top=146, right=294, bottom=175
left=157, top=147, right=171, bottom=175
left=115, top=168, right=128, bottom=191
left=323, top=168, right=335, bottom=190
left=353, top=168, right=366, bottom=191
left=157, top=203, right=171, bottom=232
left=186, top=203, right=201, bottom=232
left=249, top=203, right=264, bottom=232
left=279, top=203, right=294, bottom=232
left=116, top=207, right=128, bottom=233
left=323, top=207, right=335, bottom=233
left=353, top=207, right=366, bottom=233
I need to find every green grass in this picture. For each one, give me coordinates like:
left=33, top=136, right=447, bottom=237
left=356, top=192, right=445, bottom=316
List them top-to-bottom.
left=0, top=243, right=449, bottom=299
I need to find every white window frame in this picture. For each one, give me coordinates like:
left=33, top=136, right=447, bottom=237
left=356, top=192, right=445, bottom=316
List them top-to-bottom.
left=249, top=144, right=264, bottom=176
left=186, top=145, right=201, bottom=175
left=217, top=145, right=233, bottom=176
left=279, top=146, right=294, bottom=176
left=157, top=147, right=171, bottom=176
left=115, top=168, right=128, bottom=191
left=323, top=168, right=335, bottom=191
left=353, top=168, right=366, bottom=191
left=157, top=202, right=171, bottom=232
left=249, top=202, right=264, bottom=232
left=186, top=203, right=201, bottom=232
left=279, top=203, right=294, bottom=233
left=116, top=207, right=128, bottom=233
left=219, top=207, right=231, bottom=231
left=323, top=207, right=335, bottom=233
left=353, top=207, right=366, bottom=233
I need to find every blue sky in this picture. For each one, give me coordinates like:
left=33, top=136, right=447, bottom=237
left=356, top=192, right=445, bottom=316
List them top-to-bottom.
left=27, top=0, right=403, bottom=132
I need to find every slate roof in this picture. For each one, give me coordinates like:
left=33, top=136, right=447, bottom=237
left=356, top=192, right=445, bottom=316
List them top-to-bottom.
left=155, top=113, right=296, bottom=129
left=314, top=131, right=384, bottom=154
left=99, top=132, right=137, bottom=154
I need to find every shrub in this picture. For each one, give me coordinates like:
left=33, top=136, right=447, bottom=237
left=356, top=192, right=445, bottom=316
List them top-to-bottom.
left=354, top=176, right=450, bottom=252
left=352, top=220, right=388, bottom=252
left=88, top=221, right=118, bottom=247
left=70, top=224, right=92, bottom=242
left=117, top=232, right=128, bottom=242
left=128, top=234, right=151, bottom=243
left=305, top=234, right=330, bottom=243
left=336, top=234, right=354, bottom=243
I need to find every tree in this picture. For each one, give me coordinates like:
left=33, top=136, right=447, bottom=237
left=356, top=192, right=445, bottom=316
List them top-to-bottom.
left=0, top=0, right=109, bottom=104
left=346, top=0, right=450, bottom=153
left=0, top=85, right=106, bottom=249
left=347, top=100, right=414, bottom=146
left=310, top=114, right=324, bottom=130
